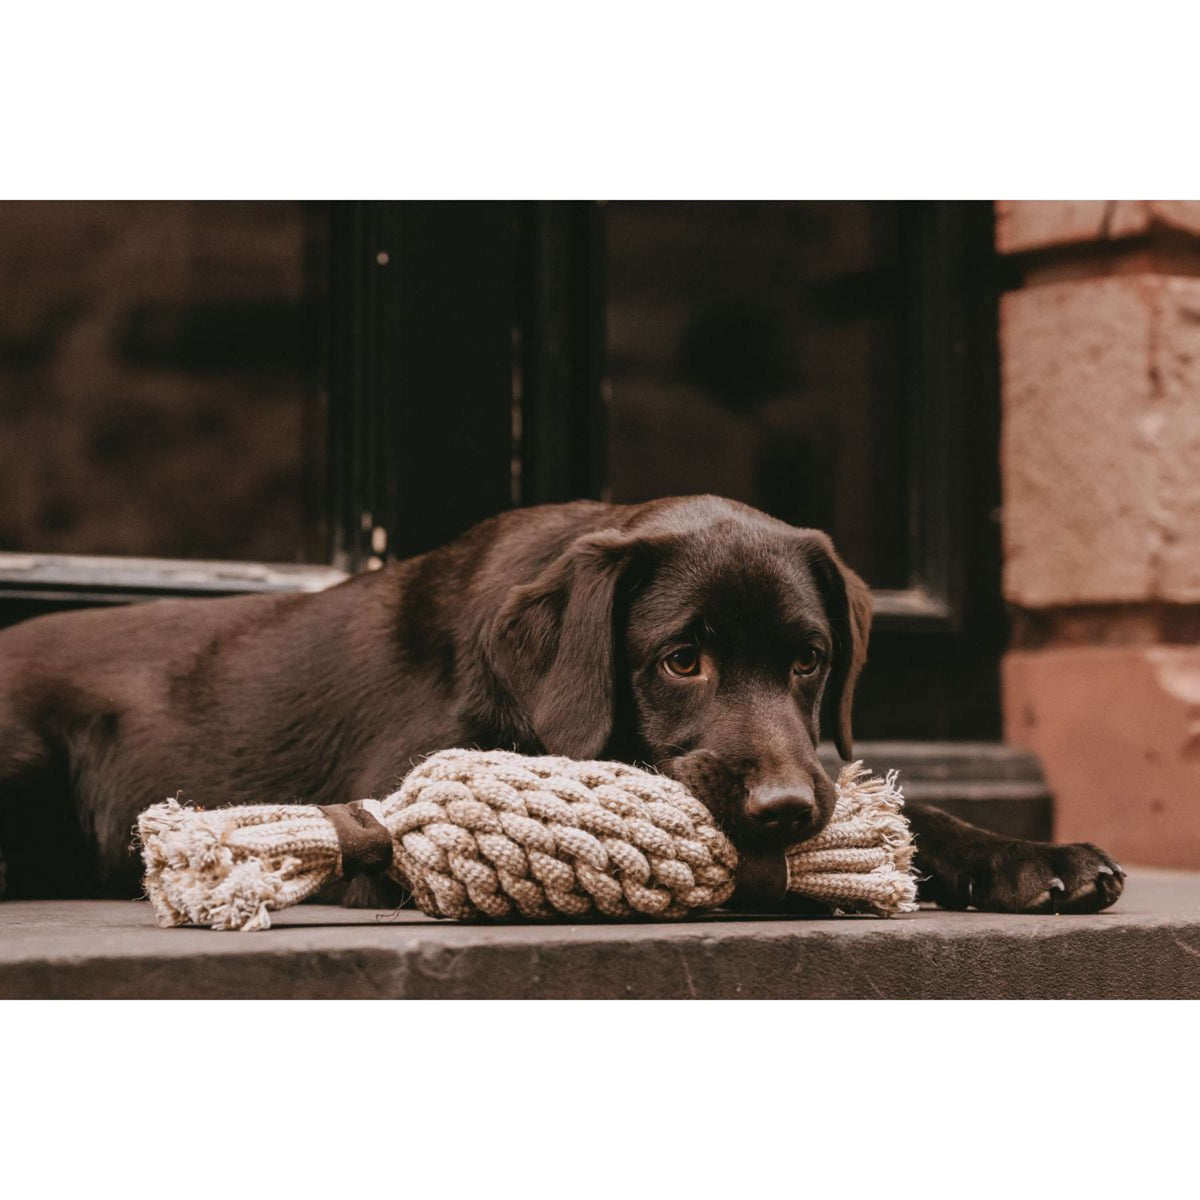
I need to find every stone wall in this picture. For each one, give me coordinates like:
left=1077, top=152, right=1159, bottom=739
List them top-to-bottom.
left=998, top=201, right=1200, bottom=867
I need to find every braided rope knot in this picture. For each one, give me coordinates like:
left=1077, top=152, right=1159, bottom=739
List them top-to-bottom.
left=137, top=750, right=917, bottom=931
left=391, top=750, right=739, bottom=919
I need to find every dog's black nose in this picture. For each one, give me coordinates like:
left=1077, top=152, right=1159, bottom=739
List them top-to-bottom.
left=745, top=783, right=819, bottom=842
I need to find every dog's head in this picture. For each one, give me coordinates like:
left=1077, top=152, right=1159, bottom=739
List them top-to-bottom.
left=487, top=497, right=872, bottom=849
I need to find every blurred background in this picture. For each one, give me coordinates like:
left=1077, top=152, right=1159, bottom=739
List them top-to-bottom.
left=0, top=200, right=1195, bottom=866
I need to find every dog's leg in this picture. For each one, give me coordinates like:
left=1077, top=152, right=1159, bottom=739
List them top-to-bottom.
left=0, top=705, right=38, bottom=900
left=1, top=722, right=97, bottom=899
left=906, top=802, right=1126, bottom=914
left=339, top=875, right=410, bottom=910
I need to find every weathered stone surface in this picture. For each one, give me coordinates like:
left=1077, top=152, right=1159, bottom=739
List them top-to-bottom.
left=996, top=200, right=1200, bottom=254
left=1148, top=200, right=1200, bottom=238
left=996, top=201, right=1149, bottom=254
left=1002, top=275, right=1200, bottom=606
left=1002, top=277, right=1156, bottom=605
left=1154, top=278, right=1200, bottom=598
left=1005, top=646, right=1200, bottom=867
left=820, top=741, right=1051, bottom=840
left=2, top=876, right=1199, bottom=998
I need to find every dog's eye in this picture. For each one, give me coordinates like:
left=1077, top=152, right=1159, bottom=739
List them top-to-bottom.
left=793, top=646, right=823, bottom=676
left=662, top=647, right=702, bottom=678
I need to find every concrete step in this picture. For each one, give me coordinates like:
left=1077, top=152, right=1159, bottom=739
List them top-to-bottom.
left=822, top=741, right=1053, bottom=840
left=2, top=868, right=1197, bottom=999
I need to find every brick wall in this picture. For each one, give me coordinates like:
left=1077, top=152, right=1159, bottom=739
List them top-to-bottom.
left=998, top=201, right=1200, bottom=867
left=0, top=202, right=325, bottom=562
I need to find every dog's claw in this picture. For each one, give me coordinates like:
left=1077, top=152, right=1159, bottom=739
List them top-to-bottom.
left=1112, top=861, right=1126, bottom=878
left=1097, top=865, right=1114, bottom=876
left=1049, top=876, right=1066, bottom=892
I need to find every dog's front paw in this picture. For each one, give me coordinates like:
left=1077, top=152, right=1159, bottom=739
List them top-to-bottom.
left=936, top=840, right=1125, bottom=914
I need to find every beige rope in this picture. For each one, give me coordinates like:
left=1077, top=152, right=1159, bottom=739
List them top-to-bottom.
left=138, top=750, right=917, bottom=931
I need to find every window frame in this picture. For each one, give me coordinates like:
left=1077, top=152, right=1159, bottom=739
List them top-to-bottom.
left=512, top=200, right=996, bottom=636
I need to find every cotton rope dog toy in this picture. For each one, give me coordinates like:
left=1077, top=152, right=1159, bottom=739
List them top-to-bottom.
left=138, top=749, right=917, bottom=932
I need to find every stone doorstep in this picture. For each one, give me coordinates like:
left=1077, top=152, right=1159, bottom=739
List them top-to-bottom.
left=821, top=741, right=1052, bottom=840
left=1, top=869, right=1197, bottom=1000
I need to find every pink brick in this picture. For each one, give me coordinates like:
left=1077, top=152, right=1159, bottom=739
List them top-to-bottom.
left=996, top=200, right=1149, bottom=254
left=996, top=200, right=1200, bottom=254
left=1148, top=200, right=1200, bottom=238
left=1002, top=275, right=1200, bottom=606
left=1002, top=277, right=1158, bottom=605
left=1154, top=277, right=1200, bottom=599
left=1005, top=646, right=1200, bottom=868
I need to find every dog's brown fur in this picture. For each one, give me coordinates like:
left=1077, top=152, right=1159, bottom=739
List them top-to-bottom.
left=0, top=496, right=1124, bottom=913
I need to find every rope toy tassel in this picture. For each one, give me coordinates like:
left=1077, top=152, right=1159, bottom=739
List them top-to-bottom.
left=138, top=751, right=917, bottom=931
left=783, top=765, right=917, bottom=917
left=139, top=799, right=341, bottom=931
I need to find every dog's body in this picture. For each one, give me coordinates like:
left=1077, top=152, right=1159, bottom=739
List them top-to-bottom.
left=0, top=496, right=1123, bottom=913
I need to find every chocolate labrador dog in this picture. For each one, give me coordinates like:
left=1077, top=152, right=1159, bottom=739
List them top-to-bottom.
left=0, top=495, right=1123, bottom=912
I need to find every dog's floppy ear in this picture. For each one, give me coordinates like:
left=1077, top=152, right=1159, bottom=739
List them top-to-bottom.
left=488, top=529, right=638, bottom=760
left=804, top=534, right=873, bottom=760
